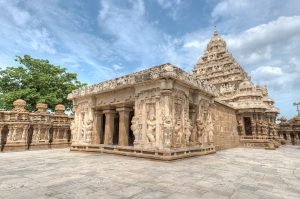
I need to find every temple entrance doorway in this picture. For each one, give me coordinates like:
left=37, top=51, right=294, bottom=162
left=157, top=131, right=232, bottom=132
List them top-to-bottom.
left=113, top=113, right=119, bottom=145
left=100, top=114, right=105, bottom=144
left=243, top=117, right=252, bottom=136
left=1, top=125, right=9, bottom=151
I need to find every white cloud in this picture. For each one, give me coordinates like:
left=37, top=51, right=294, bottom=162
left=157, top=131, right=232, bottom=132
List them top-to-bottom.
left=156, top=0, right=182, bottom=20
left=0, top=1, right=57, bottom=54
left=112, top=64, right=123, bottom=70
left=251, top=66, right=283, bottom=79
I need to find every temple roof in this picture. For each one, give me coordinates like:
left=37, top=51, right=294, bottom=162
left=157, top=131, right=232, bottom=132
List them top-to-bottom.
left=68, top=64, right=219, bottom=100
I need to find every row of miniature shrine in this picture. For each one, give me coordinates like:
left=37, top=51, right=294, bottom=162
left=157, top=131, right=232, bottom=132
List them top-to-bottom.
left=0, top=99, right=72, bottom=151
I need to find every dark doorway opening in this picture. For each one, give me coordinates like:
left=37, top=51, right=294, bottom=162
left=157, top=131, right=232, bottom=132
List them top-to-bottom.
left=128, top=111, right=135, bottom=146
left=113, top=113, right=119, bottom=145
left=100, top=114, right=106, bottom=144
left=243, top=117, right=252, bottom=136
left=1, top=125, right=9, bottom=151
left=27, top=125, right=33, bottom=149
left=283, top=133, right=287, bottom=140
left=290, top=133, right=295, bottom=145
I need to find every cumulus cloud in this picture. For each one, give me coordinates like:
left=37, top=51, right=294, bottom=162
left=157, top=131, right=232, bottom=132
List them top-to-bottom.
left=0, top=0, right=299, bottom=118
left=0, top=1, right=57, bottom=54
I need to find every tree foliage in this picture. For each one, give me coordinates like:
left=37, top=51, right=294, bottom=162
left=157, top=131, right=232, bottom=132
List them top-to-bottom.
left=0, top=55, right=85, bottom=111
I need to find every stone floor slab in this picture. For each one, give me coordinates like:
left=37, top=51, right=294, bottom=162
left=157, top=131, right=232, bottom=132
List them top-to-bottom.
left=0, top=145, right=299, bottom=199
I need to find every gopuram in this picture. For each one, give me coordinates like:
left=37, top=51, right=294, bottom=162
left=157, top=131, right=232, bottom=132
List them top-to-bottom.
left=68, top=31, right=282, bottom=160
left=0, top=99, right=72, bottom=151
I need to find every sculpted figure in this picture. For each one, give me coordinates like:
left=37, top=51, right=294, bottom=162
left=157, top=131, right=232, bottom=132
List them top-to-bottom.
left=146, top=113, right=156, bottom=143
left=207, top=114, right=214, bottom=145
left=162, top=115, right=173, bottom=147
left=131, top=116, right=141, bottom=142
left=184, top=118, right=192, bottom=145
left=85, top=119, right=93, bottom=143
left=196, top=119, right=205, bottom=145
left=70, top=120, right=77, bottom=141
left=81, top=120, right=85, bottom=140
left=174, top=120, right=182, bottom=146
left=251, top=120, right=256, bottom=135
left=256, top=120, right=262, bottom=135
left=237, top=121, right=243, bottom=135
left=262, top=121, right=268, bottom=136
left=21, top=127, right=27, bottom=140
left=12, top=128, right=17, bottom=141
left=35, top=128, right=41, bottom=142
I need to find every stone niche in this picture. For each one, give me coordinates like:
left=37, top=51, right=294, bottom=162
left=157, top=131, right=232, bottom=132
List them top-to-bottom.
left=68, top=64, right=233, bottom=160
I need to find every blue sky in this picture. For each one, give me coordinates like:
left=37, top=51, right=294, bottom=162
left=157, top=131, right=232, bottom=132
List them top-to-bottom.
left=0, top=0, right=300, bottom=119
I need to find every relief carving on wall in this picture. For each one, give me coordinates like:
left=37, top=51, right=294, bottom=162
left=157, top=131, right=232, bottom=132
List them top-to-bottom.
left=146, top=103, right=156, bottom=144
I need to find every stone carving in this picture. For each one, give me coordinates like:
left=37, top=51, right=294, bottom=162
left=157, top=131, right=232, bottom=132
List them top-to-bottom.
left=68, top=64, right=219, bottom=101
left=146, top=113, right=156, bottom=143
left=206, top=113, right=214, bottom=146
left=162, top=115, right=173, bottom=147
left=131, top=116, right=141, bottom=144
left=184, top=116, right=192, bottom=145
left=85, top=119, right=93, bottom=143
left=195, top=119, right=205, bottom=145
left=70, top=120, right=77, bottom=141
left=173, top=120, right=183, bottom=147
left=237, top=121, right=243, bottom=135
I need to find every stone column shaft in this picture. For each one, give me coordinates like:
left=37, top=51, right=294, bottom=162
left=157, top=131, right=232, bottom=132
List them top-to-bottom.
left=117, top=107, right=132, bottom=146
left=103, top=110, right=116, bottom=145
left=92, top=111, right=103, bottom=144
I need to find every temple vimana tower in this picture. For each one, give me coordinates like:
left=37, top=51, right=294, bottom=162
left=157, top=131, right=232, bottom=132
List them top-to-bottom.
left=67, top=31, right=283, bottom=160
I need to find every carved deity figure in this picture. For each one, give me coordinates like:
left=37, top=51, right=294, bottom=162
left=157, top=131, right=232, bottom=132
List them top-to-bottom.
left=146, top=113, right=156, bottom=143
left=206, top=114, right=214, bottom=146
left=162, top=115, right=173, bottom=147
left=131, top=116, right=141, bottom=142
left=184, top=118, right=192, bottom=146
left=85, top=119, right=93, bottom=143
left=196, top=119, right=205, bottom=145
left=70, top=120, right=77, bottom=141
left=81, top=120, right=85, bottom=140
left=174, top=120, right=182, bottom=146
left=237, top=120, right=243, bottom=135
left=251, top=120, right=256, bottom=135
left=256, top=120, right=263, bottom=136
left=262, top=121, right=268, bottom=136
left=12, top=128, right=17, bottom=141
left=34, top=128, right=41, bottom=142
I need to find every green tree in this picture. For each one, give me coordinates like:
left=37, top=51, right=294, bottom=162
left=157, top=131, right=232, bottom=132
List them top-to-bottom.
left=0, top=55, right=85, bottom=111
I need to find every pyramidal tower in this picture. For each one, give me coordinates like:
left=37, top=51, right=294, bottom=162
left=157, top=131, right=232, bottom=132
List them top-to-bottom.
left=193, top=31, right=249, bottom=92
left=194, top=31, right=279, bottom=139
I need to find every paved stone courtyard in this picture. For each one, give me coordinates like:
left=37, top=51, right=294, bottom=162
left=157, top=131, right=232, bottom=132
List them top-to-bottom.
left=0, top=146, right=299, bottom=199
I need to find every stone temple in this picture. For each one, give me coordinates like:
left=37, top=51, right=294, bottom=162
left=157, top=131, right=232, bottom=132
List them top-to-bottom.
left=68, top=31, right=283, bottom=160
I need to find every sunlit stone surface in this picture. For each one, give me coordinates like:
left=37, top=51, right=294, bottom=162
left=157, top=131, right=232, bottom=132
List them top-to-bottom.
left=0, top=146, right=299, bottom=199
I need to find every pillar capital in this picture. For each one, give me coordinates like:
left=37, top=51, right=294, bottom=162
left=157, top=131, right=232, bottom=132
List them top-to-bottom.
left=116, top=107, right=133, bottom=112
left=103, top=109, right=116, bottom=114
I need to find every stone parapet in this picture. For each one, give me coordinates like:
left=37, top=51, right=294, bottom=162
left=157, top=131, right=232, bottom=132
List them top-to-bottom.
left=0, top=100, right=72, bottom=152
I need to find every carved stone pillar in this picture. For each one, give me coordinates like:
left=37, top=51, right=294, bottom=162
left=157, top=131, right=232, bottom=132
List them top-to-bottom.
left=117, top=107, right=132, bottom=146
left=103, top=110, right=116, bottom=145
left=92, top=111, right=103, bottom=144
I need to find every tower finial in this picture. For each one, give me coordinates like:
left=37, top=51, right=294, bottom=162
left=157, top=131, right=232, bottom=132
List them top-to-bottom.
left=213, top=25, right=218, bottom=36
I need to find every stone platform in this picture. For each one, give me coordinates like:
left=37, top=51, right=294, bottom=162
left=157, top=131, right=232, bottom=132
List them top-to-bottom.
left=71, top=144, right=216, bottom=160
left=0, top=146, right=299, bottom=199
